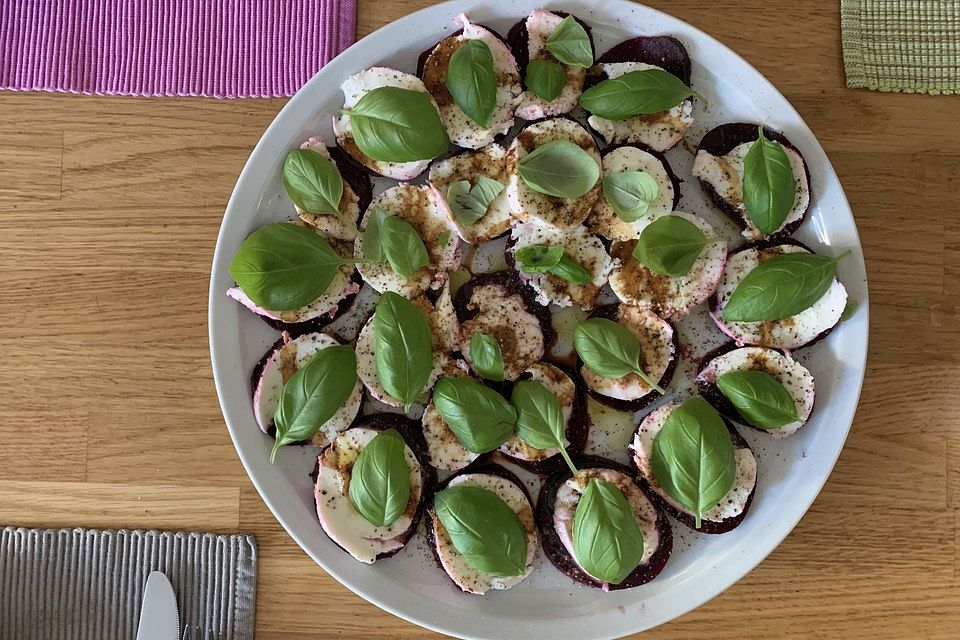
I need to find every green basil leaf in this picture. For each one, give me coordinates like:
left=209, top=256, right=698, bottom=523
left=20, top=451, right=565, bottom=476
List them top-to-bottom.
left=545, top=15, right=593, bottom=68
left=446, top=39, right=497, bottom=128
left=525, top=59, right=566, bottom=101
left=579, top=69, right=696, bottom=120
left=345, top=86, right=449, bottom=162
left=742, top=127, right=797, bottom=235
left=517, top=140, right=600, bottom=199
left=282, top=149, right=344, bottom=217
left=602, top=171, right=659, bottom=222
left=447, top=176, right=504, bottom=226
left=360, top=205, right=390, bottom=263
left=381, top=215, right=429, bottom=278
left=632, top=215, right=718, bottom=277
left=229, top=223, right=352, bottom=311
left=438, top=229, right=451, bottom=246
left=515, top=244, right=563, bottom=274
left=723, top=249, right=850, bottom=322
left=549, top=254, right=593, bottom=285
left=374, top=292, right=434, bottom=409
left=840, top=300, right=858, bottom=321
left=573, top=318, right=664, bottom=394
left=470, top=332, right=505, bottom=382
left=271, top=345, right=358, bottom=462
left=716, top=370, right=799, bottom=429
left=432, top=377, right=516, bottom=453
left=511, top=380, right=577, bottom=475
left=650, top=397, right=735, bottom=528
left=348, top=428, right=411, bottom=527
left=572, top=478, right=644, bottom=585
left=434, top=484, right=528, bottom=576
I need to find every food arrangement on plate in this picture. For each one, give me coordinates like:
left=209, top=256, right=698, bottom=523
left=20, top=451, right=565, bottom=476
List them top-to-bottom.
left=223, top=8, right=856, bottom=597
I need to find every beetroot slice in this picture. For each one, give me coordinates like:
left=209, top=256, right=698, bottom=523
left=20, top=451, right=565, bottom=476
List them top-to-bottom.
left=506, top=11, right=595, bottom=83
left=594, top=35, right=692, bottom=85
left=603, top=142, right=683, bottom=211
left=328, top=144, right=372, bottom=216
left=255, top=268, right=362, bottom=336
left=536, top=454, right=673, bottom=590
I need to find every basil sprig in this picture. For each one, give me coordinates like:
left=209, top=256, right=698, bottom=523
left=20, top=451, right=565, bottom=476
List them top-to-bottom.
left=545, top=16, right=593, bottom=68
left=446, top=39, right=497, bottom=127
left=525, top=59, right=566, bottom=101
left=579, top=69, right=697, bottom=120
left=343, top=86, right=449, bottom=163
left=742, top=127, right=797, bottom=235
left=517, top=140, right=600, bottom=199
left=282, top=149, right=344, bottom=218
left=602, top=171, right=659, bottom=222
left=447, top=176, right=504, bottom=226
left=381, top=215, right=429, bottom=278
left=633, top=215, right=719, bottom=277
left=229, top=223, right=357, bottom=311
left=515, top=244, right=592, bottom=285
left=723, top=249, right=850, bottom=322
left=374, top=292, right=434, bottom=410
left=573, top=318, right=665, bottom=394
left=470, top=332, right=505, bottom=382
left=271, top=345, right=358, bottom=462
left=717, top=370, right=799, bottom=429
left=433, top=377, right=516, bottom=453
left=512, top=380, right=577, bottom=475
left=651, top=397, right=735, bottom=528
left=348, top=428, right=411, bottom=527
left=572, top=478, right=644, bottom=584
left=434, top=484, right=528, bottom=576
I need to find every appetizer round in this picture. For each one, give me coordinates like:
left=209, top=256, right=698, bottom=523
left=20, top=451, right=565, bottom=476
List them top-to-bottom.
left=293, top=138, right=373, bottom=241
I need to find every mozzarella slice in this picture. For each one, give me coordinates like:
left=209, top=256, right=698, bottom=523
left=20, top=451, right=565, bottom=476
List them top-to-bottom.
left=515, top=10, right=586, bottom=120
left=421, top=14, right=522, bottom=149
left=586, top=62, right=693, bottom=151
left=333, top=68, right=443, bottom=180
left=505, top=118, right=602, bottom=230
left=294, top=137, right=360, bottom=241
left=692, top=141, right=810, bottom=240
left=428, top=143, right=513, bottom=243
left=586, top=145, right=676, bottom=241
left=354, top=184, right=461, bottom=297
left=608, top=212, right=727, bottom=320
left=509, top=221, right=616, bottom=310
left=711, top=243, right=847, bottom=350
left=253, top=332, right=363, bottom=447
left=498, top=363, right=574, bottom=462
left=632, top=402, right=757, bottom=523
left=315, top=427, right=423, bottom=563
left=431, top=472, right=538, bottom=594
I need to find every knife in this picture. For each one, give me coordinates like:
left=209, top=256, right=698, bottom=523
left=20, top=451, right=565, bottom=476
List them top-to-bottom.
left=136, top=571, right=181, bottom=640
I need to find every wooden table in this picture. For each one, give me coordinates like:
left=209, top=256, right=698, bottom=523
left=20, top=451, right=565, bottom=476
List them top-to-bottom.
left=0, top=1, right=956, bottom=638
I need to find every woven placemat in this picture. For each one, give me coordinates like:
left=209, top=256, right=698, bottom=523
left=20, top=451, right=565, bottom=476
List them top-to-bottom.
left=842, top=0, right=960, bottom=94
left=0, top=527, right=257, bottom=640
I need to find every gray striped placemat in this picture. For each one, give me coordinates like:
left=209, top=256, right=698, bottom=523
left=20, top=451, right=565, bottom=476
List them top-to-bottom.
left=0, top=527, right=257, bottom=640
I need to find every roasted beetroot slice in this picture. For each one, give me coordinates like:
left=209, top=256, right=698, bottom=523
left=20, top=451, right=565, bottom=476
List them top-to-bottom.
left=507, top=11, right=595, bottom=82
left=594, top=35, right=692, bottom=85
left=695, top=122, right=812, bottom=239
left=604, top=142, right=683, bottom=210
left=328, top=144, right=372, bottom=216
left=256, top=269, right=362, bottom=336
left=631, top=418, right=756, bottom=534
left=537, top=454, right=673, bottom=590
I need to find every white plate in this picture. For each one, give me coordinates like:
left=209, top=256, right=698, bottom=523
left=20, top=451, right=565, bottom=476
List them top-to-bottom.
left=208, top=1, right=869, bottom=638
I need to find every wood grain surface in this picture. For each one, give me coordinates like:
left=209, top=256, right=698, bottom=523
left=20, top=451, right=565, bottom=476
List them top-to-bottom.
left=0, top=1, right=956, bottom=638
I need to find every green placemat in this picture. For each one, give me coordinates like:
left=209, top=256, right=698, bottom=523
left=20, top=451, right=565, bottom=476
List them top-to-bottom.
left=842, top=0, right=960, bottom=94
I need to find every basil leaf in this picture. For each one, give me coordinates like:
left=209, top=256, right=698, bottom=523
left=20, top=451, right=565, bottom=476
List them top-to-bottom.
left=545, top=15, right=593, bottom=68
left=446, top=39, right=497, bottom=128
left=525, top=59, right=566, bottom=101
left=579, top=69, right=696, bottom=120
left=345, top=86, right=449, bottom=163
left=742, top=127, right=796, bottom=234
left=517, top=140, right=600, bottom=199
left=282, top=149, right=344, bottom=217
left=602, top=171, right=659, bottom=222
left=447, top=176, right=504, bottom=226
left=360, top=205, right=389, bottom=263
left=381, top=215, right=429, bottom=278
left=632, top=215, right=718, bottom=277
left=229, top=223, right=352, bottom=311
left=438, top=229, right=451, bottom=246
left=515, top=244, right=563, bottom=274
left=723, top=250, right=850, bottom=322
left=549, top=254, right=593, bottom=285
left=374, top=292, right=434, bottom=409
left=840, top=300, right=858, bottom=321
left=573, top=318, right=664, bottom=394
left=470, top=332, right=505, bottom=382
left=271, top=345, right=357, bottom=462
left=716, top=370, right=799, bottom=429
left=432, top=377, right=517, bottom=453
left=511, top=380, right=577, bottom=475
left=650, top=397, right=735, bottom=528
left=348, top=428, right=411, bottom=527
left=572, top=478, right=644, bottom=585
left=434, top=484, right=528, bottom=576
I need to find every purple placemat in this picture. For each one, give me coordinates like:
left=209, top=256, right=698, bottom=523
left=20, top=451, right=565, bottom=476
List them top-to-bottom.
left=0, top=0, right=357, bottom=98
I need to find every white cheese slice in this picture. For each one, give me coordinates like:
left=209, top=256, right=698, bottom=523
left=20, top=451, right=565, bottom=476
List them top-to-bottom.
left=514, top=10, right=586, bottom=120
left=294, top=137, right=361, bottom=241
left=498, top=363, right=575, bottom=462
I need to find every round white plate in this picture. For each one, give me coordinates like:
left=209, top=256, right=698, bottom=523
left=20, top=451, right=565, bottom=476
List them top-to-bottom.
left=208, top=1, right=869, bottom=638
